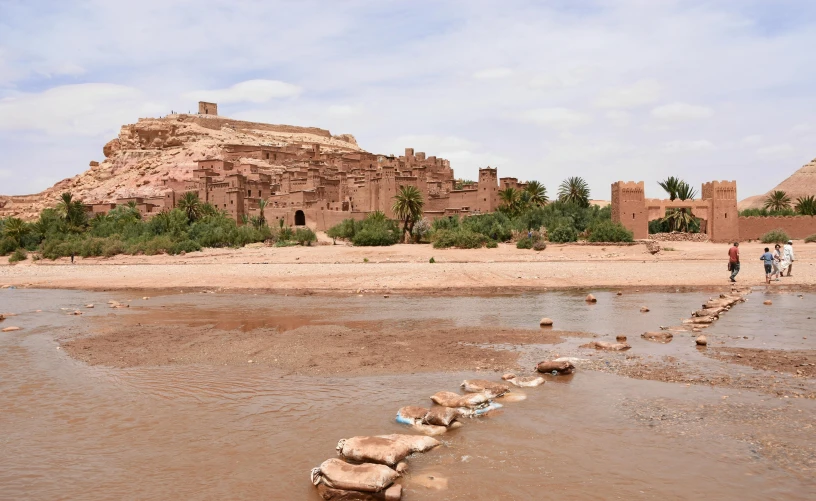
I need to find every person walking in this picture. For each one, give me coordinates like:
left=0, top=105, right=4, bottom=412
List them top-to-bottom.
left=783, top=240, right=795, bottom=277
left=728, top=242, right=740, bottom=282
left=772, top=244, right=782, bottom=281
left=760, top=247, right=775, bottom=284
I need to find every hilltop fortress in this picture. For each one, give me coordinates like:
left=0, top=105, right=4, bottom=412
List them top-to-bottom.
left=0, top=102, right=524, bottom=229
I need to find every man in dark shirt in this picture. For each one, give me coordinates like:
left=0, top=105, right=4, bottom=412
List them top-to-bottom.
left=728, top=242, right=740, bottom=282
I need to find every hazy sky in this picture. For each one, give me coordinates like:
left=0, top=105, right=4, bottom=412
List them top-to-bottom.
left=1, top=0, right=815, bottom=199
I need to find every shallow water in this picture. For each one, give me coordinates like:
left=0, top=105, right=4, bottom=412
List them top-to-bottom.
left=1, top=288, right=813, bottom=500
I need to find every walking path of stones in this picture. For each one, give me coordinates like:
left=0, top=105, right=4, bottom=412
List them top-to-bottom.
left=308, top=288, right=752, bottom=500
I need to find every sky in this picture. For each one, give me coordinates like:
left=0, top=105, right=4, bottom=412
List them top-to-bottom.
left=1, top=0, right=815, bottom=199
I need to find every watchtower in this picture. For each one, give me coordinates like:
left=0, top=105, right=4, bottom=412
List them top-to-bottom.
left=198, top=101, right=218, bottom=116
left=611, top=181, right=648, bottom=239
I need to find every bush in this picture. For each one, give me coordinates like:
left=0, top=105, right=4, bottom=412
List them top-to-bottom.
left=739, top=208, right=797, bottom=217
left=326, top=218, right=358, bottom=241
left=588, top=220, right=634, bottom=242
left=549, top=225, right=578, bottom=243
left=352, top=226, right=400, bottom=246
left=294, top=227, right=317, bottom=246
left=432, top=228, right=488, bottom=249
left=761, top=228, right=790, bottom=244
left=805, top=234, right=816, bottom=243
left=0, top=236, right=18, bottom=255
left=516, top=238, right=533, bottom=249
left=486, top=240, right=498, bottom=248
left=533, top=241, right=547, bottom=251
left=8, top=248, right=27, bottom=264
left=429, top=257, right=435, bottom=263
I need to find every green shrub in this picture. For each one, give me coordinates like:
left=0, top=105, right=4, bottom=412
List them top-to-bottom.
left=739, top=208, right=797, bottom=217
left=327, top=218, right=358, bottom=241
left=588, top=220, right=634, bottom=242
left=549, top=225, right=578, bottom=243
left=352, top=226, right=400, bottom=246
left=294, top=227, right=317, bottom=246
left=432, top=228, right=488, bottom=249
left=761, top=228, right=790, bottom=244
left=805, top=234, right=816, bottom=243
left=0, top=236, right=18, bottom=255
left=516, top=238, right=533, bottom=249
left=485, top=240, right=498, bottom=248
left=533, top=241, right=547, bottom=251
left=8, top=248, right=27, bottom=264
left=429, top=257, right=435, bottom=263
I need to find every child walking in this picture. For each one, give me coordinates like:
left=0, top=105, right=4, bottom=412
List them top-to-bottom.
left=760, top=247, right=775, bottom=284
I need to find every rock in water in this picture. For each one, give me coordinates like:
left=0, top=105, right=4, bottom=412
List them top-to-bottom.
left=585, top=294, right=597, bottom=303
left=763, top=300, right=772, bottom=305
left=640, top=306, right=650, bottom=313
left=539, top=317, right=553, bottom=327
left=2, top=326, right=22, bottom=332
left=641, top=331, right=673, bottom=343
left=616, top=335, right=627, bottom=342
left=695, top=335, right=708, bottom=346
left=586, top=341, right=631, bottom=351
left=536, top=360, right=575, bottom=375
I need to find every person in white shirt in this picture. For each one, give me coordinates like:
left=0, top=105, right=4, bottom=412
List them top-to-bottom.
left=783, top=240, right=795, bottom=277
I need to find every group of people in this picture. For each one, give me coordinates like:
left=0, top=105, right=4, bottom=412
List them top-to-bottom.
left=728, top=240, right=795, bottom=284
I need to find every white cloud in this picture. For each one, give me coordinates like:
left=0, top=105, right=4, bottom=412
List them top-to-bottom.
left=472, top=67, right=513, bottom=79
left=527, top=75, right=562, bottom=90
left=184, top=79, right=302, bottom=104
left=594, top=79, right=661, bottom=109
left=0, top=83, right=163, bottom=136
left=651, top=102, right=714, bottom=121
left=327, top=105, right=360, bottom=116
left=518, top=108, right=592, bottom=129
left=605, top=110, right=631, bottom=127
left=790, top=123, right=811, bottom=135
left=740, top=134, right=763, bottom=145
left=662, top=140, right=715, bottom=152
left=756, top=144, right=794, bottom=156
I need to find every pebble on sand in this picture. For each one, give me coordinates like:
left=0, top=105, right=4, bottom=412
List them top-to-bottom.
left=585, top=294, right=597, bottom=303
left=763, top=300, right=772, bottom=305
left=85, top=304, right=94, bottom=308
left=640, top=306, right=650, bottom=312
left=539, top=317, right=554, bottom=327
left=616, top=335, right=627, bottom=342
left=695, top=335, right=707, bottom=346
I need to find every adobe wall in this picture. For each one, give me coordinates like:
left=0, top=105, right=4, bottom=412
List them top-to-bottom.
left=611, top=181, right=648, bottom=239
left=704, top=181, right=739, bottom=243
left=739, top=216, right=816, bottom=240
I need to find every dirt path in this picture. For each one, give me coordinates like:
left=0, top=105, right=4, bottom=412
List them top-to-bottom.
left=3, top=241, right=814, bottom=292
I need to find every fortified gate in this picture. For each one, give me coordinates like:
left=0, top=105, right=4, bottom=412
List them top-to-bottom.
left=611, top=180, right=739, bottom=243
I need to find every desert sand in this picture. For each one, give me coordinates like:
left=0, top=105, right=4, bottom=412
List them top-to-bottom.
left=2, top=240, right=813, bottom=292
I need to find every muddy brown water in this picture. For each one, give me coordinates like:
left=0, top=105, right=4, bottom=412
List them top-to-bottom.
left=1, top=288, right=814, bottom=500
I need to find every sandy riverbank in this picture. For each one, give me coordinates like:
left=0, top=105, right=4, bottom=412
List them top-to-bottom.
left=2, top=240, right=814, bottom=292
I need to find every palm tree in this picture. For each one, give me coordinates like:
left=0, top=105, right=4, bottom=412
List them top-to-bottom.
left=557, top=177, right=590, bottom=207
left=658, top=177, right=682, bottom=201
left=525, top=181, right=548, bottom=206
left=675, top=182, right=697, bottom=201
left=392, top=185, right=424, bottom=242
left=498, top=187, right=522, bottom=216
left=763, top=190, right=791, bottom=212
left=177, top=191, right=203, bottom=223
left=56, top=192, right=87, bottom=230
left=795, top=195, right=816, bottom=216
left=257, top=199, right=268, bottom=227
left=662, top=209, right=695, bottom=232
left=3, top=217, right=29, bottom=246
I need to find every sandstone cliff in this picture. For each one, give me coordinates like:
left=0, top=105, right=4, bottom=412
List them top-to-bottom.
left=0, top=114, right=362, bottom=220
left=738, top=157, right=816, bottom=210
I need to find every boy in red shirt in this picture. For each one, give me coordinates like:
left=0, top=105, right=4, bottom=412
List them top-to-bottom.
left=728, top=242, right=740, bottom=282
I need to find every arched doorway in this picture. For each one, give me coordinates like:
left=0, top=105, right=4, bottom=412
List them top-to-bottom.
left=294, top=210, right=305, bottom=226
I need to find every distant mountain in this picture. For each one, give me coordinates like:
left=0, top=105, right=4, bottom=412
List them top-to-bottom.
left=738, top=158, right=816, bottom=210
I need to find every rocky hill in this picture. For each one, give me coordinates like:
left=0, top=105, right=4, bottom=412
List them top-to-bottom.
left=0, top=113, right=363, bottom=220
left=739, top=157, right=816, bottom=210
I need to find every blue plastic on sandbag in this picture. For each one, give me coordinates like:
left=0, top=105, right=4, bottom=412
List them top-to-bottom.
left=472, top=402, right=502, bottom=415
left=395, top=413, right=415, bottom=425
